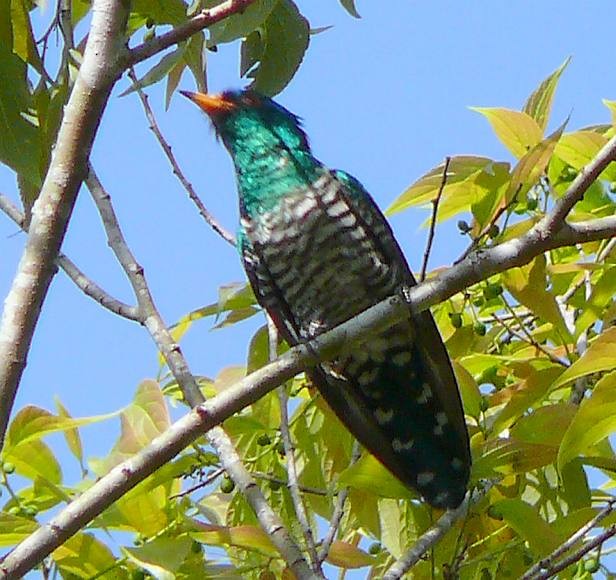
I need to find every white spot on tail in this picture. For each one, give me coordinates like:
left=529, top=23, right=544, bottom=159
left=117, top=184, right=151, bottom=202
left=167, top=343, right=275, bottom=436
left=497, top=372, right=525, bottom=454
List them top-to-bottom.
left=392, top=351, right=412, bottom=366
left=416, top=383, right=432, bottom=405
left=374, top=408, right=394, bottom=424
left=392, top=438, right=414, bottom=452
left=451, top=457, right=464, bottom=471
left=417, top=472, right=435, bottom=486
left=434, top=492, right=450, bottom=506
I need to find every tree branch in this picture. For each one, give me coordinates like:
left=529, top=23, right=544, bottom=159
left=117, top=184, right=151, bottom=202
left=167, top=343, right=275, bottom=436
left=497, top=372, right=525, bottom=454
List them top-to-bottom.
left=0, top=0, right=130, bottom=450
left=126, top=0, right=258, bottom=67
left=128, top=69, right=236, bottom=246
left=2, top=108, right=614, bottom=578
left=541, top=134, right=616, bottom=236
left=420, top=156, right=450, bottom=281
left=84, top=169, right=314, bottom=578
left=0, top=193, right=139, bottom=321
left=270, top=316, right=323, bottom=577
left=383, top=482, right=495, bottom=579
left=521, top=499, right=615, bottom=579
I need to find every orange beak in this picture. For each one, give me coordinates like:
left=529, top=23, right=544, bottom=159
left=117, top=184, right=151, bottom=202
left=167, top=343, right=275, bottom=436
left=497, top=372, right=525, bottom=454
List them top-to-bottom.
left=180, top=91, right=236, bottom=115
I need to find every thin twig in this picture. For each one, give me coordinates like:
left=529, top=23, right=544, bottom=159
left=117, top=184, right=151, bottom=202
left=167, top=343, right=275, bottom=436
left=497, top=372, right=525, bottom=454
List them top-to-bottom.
left=0, top=0, right=130, bottom=450
left=126, top=0, right=258, bottom=66
left=128, top=68, right=235, bottom=246
left=542, top=134, right=616, bottom=236
left=3, top=137, right=616, bottom=578
left=421, top=157, right=450, bottom=281
left=85, top=169, right=314, bottom=579
left=0, top=193, right=139, bottom=320
left=270, top=317, right=324, bottom=577
left=318, top=442, right=361, bottom=563
left=170, top=467, right=225, bottom=499
left=383, top=481, right=495, bottom=579
left=521, top=499, right=616, bottom=579
left=533, top=525, right=616, bottom=580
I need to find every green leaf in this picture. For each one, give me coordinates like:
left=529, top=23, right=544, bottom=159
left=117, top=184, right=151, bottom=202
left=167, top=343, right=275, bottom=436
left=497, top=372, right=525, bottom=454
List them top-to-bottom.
left=10, top=0, right=43, bottom=72
left=131, top=0, right=187, bottom=25
left=208, top=0, right=277, bottom=45
left=250, top=0, right=310, bottom=96
left=339, top=0, right=361, bottom=18
left=0, top=5, right=42, bottom=192
left=120, top=49, right=184, bottom=96
left=523, top=57, right=570, bottom=131
left=603, top=98, right=616, bottom=126
left=470, top=107, right=543, bottom=158
left=503, top=119, right=567, bottom=204
left=555, top=130, right=616, bottom=182
left=386, top=156, right=508, bottom=216
left=502, top=255, right=571, bottom=342
left=575, top=266, right=616, bottom=336
left=551, top=327, right=616, bottom=390
left=452, top=360, right=482, bottom=418
left=491, top=366, right=563, bottom=435
left=558, top=372, right=616, bottom=469
left=55, top=397, right=84, bottom=466
left=510, top=404, right=576, bottom=447
left=4, top=405, right=116, bottom=453
left=4, top=439, right=62, bottom=483
left=338, top=454, right=413, bottom=499
left=490, top=499, right=560, bottom=554
left=0, top=512, right=38, bottom=547
left=192, top=523, right=278, bottom=556
left=53, top=532, right=120, bottom=579
left=123, top=536, right=192, bottom=579
left=326, top=541, right=373, bottom=568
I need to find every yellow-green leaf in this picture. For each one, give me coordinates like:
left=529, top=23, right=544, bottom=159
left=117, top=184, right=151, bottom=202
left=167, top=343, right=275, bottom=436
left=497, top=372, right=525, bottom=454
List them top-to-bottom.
left=523, top=58, right=570, bottom=131
left=471, top=107, right=543, bottom=158
left=504, top=119, right=567, bottom=203
left=555, top=130, right=616, bottom=182
left=386, top=156, right=506, bottom=216
left=502, top=255, right=570, bottom=341
left=551, top=327, right=616, bottom=390
left=558, top=372, right=616, bottom=469
left=4, top=405, right=116, bottom=453
left=338, top=454, right=413, bottom=499
left=490, top=499, right=560, bottom=554
left=0, top=512, right=38, bottom=546
left=192, top=523, right=278, bottom=556
left=53, top=532, right=119, bottom=579
left=123, top=536, right=192, bottom=580
left=326, top=541, right=374, bottom=568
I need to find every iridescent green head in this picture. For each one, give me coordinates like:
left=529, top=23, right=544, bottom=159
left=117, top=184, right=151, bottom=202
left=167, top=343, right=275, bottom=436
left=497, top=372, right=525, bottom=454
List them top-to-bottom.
left=182, top=89, right=323, bottom=216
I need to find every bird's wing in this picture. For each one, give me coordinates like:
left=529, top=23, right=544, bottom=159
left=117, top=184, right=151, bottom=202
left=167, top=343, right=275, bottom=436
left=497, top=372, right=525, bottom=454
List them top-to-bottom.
left=333, top=169, right=471, bottom=465
left=239, top=226, right=418, bottom=493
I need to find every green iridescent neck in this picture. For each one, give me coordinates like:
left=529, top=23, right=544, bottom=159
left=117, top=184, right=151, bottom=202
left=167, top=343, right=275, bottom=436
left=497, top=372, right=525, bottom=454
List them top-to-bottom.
left=216, top=106, right=324, bottom=217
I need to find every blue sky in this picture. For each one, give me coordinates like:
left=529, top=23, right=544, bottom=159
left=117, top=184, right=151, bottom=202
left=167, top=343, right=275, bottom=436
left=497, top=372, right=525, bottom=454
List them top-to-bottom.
left=1, top=0, right=615, bottom=572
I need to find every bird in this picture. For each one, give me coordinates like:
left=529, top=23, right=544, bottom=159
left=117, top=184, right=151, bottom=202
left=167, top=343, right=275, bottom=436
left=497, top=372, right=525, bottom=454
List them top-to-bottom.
left=182, top=89, right=471, bottom=508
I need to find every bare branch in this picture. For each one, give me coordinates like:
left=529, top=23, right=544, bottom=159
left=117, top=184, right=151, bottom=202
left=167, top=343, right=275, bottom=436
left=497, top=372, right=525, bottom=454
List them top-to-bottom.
left=0, top=0, right=130, bottom=449
left=126, top=0, right=258, bottom=67
left=127, top=69, right=236, bottom=246
left=3, top=123, right=615, bottom=578
left=541, top=134, right=616, bottom=236
left=420, top=157, right=450, bottom=281
left=85, top=170, right=314, bottom=578
left=1, top=189, right=613, bottom=575
left=0, top=193, right=139, bottom=321
left=270, top=316, right=323, bottom=576
left=318, top=442, right=361, bottom=563
left=383, top=482, right=495, bottom=579
left=521, top=499, right=616, bottom=579
left=533, top=525, right=616, bottom=580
